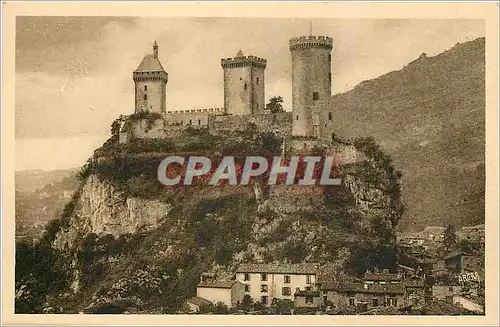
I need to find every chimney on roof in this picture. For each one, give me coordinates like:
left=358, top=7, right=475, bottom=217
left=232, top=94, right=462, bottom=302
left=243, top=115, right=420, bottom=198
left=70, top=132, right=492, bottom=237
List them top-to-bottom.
left=153, top=40, right=159, bottom=59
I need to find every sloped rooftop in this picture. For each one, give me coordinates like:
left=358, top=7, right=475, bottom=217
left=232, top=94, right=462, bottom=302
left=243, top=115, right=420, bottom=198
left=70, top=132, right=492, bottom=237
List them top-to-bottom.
left=134, top=54, right=166, bottom=73
left=236, top=263, right=319, bottom=275
left=197, top=279, right=238, bottom=289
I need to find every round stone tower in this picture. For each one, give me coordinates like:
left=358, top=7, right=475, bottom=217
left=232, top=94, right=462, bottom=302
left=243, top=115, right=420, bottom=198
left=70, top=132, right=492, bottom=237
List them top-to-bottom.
left=289, top=35, right=333, bottom=137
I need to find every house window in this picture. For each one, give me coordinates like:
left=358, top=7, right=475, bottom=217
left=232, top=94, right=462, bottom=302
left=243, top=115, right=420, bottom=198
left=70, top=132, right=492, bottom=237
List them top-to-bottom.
left=256, top=77, right=260, bottom=84
left=244, top=83, right=247, bottom=90
left=144, top=85, right=147, bottom=91
left=313, top=92, right=319, bottom=100
left=144, top=94, right=148, bottom=100
left=328, top=112, right=332, bottom=120
left=244, top=273, right=250, bottom=281
left=261, top=273, right=268, bottom=281
left=284, top=275, right=291, bottom=284
left=306, top=275, right=312, bottom=284
left=245, top=284, right=250, bottom=292
left=260, top=284, right=268, bottom=292
left=282, top=287, right=291, bottom=296
left=261, top=296, right=268, bottom=305
left=305, top=296, right=314, bottom=304
left=323, top=296, right=328, bottom=303
left=349, top=298, right=355, bottom=306
left=373, top=298, right=379, bottom=307
left=389, top=298, right=397, bottom=307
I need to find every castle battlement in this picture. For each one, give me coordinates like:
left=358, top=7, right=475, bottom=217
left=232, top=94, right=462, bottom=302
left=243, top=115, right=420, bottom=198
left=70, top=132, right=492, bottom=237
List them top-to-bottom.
left=289, top=35, right=333, bottom=50
left=221, top=55, right=267, bottom=69
left=133, top=70, right=168, bottom=82
left=166, top=107, right=226, bottom=114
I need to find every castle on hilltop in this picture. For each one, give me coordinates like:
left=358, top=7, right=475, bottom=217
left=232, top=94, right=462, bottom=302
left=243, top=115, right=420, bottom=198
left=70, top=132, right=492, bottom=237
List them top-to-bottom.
left=119, top=34, right=345, bottom=153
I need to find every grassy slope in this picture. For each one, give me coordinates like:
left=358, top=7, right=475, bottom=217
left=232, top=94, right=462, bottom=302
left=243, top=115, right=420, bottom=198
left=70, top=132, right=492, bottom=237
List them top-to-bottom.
left=328, top=38, right=485, bottom=231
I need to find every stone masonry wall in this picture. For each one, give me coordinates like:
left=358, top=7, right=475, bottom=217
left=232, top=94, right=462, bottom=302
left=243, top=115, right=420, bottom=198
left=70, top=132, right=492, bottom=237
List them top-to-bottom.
left=212, top=112, right=292, bottom=136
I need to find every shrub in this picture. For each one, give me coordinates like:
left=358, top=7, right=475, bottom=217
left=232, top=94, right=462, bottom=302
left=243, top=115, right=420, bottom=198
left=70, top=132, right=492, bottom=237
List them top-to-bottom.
left=271, top=299, right=295, bottom=315
left=213, top=301, right=229, bottom=314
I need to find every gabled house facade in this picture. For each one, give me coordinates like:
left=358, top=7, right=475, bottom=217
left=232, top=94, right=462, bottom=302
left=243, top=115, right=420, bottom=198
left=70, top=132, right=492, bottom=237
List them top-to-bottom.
left=235, top=263, right=319, bottom=307
left=196, top=274, right=245, bottom=308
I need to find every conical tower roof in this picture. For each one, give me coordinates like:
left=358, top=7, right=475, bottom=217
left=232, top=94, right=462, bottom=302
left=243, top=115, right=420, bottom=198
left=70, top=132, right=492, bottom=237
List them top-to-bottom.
left=134, top=41, right=166, bottom=73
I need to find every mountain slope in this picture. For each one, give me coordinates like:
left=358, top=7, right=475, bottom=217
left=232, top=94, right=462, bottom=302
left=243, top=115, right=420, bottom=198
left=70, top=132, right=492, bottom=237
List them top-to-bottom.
left=328, top=38, right=485, bottom=231
left=15, top=168, right=78, bottom=193
left=16, top=169, right=80, bottom=239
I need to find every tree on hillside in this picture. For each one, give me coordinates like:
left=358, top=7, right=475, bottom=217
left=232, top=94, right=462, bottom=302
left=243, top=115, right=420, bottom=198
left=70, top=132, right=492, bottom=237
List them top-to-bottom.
left=265, top=96, right=284, bottom=113
left=443, top=224, right=458, bottom=250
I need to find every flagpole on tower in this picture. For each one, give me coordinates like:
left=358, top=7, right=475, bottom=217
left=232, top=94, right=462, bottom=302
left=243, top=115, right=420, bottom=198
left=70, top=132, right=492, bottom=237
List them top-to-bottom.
left=309, top=20, right=313, bottom=36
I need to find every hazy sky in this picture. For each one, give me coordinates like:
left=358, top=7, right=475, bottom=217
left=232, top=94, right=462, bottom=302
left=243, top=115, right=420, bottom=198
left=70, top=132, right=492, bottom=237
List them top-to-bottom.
left=15, top=17, right=484, bottom=171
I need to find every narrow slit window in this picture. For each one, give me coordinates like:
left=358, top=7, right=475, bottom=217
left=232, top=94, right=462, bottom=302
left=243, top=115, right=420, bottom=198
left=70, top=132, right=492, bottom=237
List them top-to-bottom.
left=256, top=77, right=260, bottom=85
left=244, top=83, right=248, bottom=90
left=144, top=85, right=148, bottom=91
left=144, top=94, right=148, bottom=100
left=328, top=112, right=332, bottom=120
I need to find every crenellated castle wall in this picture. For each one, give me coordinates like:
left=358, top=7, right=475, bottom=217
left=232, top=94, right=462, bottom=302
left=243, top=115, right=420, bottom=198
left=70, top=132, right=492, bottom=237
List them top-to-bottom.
left=119, top=111, right=294, bottom=143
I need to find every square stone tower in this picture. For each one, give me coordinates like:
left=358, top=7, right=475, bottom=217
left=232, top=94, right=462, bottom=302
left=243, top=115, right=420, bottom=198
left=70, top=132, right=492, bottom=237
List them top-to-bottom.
left=133, top=40, right=168, bottom=114
left=221, top=50, right=267, bottom=116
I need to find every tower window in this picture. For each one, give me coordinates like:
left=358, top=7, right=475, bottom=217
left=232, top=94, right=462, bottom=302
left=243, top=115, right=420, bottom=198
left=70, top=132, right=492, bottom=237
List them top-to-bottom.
left=328, top=54, right=331, bottom=61
left=329, top=72, right=332, bottom=81
left=256, top=77, right=260, bottom=85
left=244, top=83, right=248, bottom=90
left=144, top=85, right=148, bottom=91
left=313, top=92, right=319, bottom=100
left=144, top=94, right=148, bottom=100
left=328, top=112, right=332, bottom=120
left=296, top=115, right=299, bottom=120
left=189, top=119, right=192, bottom=125
left=198, top=119, right=201, bottom=125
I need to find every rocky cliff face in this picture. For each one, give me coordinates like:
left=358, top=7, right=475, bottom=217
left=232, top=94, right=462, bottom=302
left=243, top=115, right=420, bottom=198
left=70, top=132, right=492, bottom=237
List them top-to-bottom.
left=51, top=174, right=171, bottom=293
left=54, top=175, right=167, bottom=244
